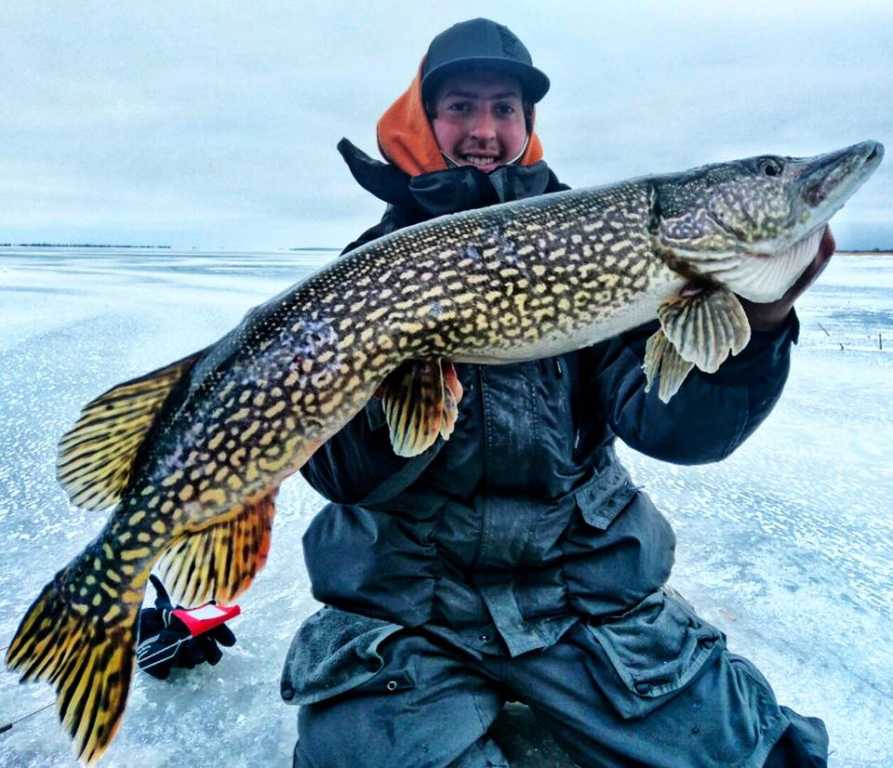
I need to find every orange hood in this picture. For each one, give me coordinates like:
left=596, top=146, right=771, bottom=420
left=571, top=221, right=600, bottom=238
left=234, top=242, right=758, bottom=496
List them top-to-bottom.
left=376, top=62, right=544, bottom=177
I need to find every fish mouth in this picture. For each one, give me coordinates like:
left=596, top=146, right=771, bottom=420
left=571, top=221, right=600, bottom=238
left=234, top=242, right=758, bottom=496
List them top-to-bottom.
left=798, top=140, right=884, bottom=215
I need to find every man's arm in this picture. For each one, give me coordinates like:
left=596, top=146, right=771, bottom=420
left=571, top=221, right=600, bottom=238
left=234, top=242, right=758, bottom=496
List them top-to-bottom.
left=592, top=228, right=835, bottom=464
left=591, top=314, right=797, bottom=465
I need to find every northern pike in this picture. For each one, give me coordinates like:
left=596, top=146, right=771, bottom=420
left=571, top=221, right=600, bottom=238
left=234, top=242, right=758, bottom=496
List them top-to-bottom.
left=6, top=139, right=883, bottom=763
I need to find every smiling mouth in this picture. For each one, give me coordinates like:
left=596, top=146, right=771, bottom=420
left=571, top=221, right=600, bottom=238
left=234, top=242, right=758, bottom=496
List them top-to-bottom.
left=460, top=154, right=500, bottom=168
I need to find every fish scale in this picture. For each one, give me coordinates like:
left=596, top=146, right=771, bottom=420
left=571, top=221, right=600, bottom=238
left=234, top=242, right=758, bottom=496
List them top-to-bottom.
left=5, top=139, right=882, bottom=764
left=273, top=184, right=670, bottom=362
left=124, top=185, right=675, bottom=535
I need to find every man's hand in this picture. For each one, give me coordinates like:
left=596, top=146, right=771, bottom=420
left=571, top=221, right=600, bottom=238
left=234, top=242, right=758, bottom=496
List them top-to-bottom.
left=740, top=226, right=836, bottom=331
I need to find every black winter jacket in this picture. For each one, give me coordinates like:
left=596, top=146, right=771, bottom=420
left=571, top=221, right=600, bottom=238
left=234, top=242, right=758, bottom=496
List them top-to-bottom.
left=298, top=140, right=799, bottom=659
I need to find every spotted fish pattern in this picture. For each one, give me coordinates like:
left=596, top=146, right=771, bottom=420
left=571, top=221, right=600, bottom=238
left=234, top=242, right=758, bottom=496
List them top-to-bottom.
left=5, top=140, right=883, bottom=764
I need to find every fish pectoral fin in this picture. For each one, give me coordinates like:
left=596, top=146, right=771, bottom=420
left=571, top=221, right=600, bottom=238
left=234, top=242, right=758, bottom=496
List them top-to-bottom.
left=659, top=286, right=751, bottom=372
left=644, top=287, right=751, bottom=403
left=643, top=329, right=695, bottom=403
left=57, top=348, right=207, bottom=512
left=380, top=358, right=462, bottom=457
left=155, top=491, right=277, bottom=606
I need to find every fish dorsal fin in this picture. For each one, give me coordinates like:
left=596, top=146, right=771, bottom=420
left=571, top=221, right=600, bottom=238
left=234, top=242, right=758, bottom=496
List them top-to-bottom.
left=643, top=286, right=751, bottom=403
left=57, top=349, right=205, bottom=511
left=380, top=358, right=463, bottom=457
left=155, top=491, right=277, bottom=606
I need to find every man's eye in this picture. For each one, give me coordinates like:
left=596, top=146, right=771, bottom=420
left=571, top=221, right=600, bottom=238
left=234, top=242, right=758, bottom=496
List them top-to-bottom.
left=447, top=102, right=471, bottom=113
left=495, top=104, right=516, bottom=116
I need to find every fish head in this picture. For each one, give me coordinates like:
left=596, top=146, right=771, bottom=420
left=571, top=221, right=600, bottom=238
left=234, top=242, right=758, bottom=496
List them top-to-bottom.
left=652, top=140, right=884, bottom=301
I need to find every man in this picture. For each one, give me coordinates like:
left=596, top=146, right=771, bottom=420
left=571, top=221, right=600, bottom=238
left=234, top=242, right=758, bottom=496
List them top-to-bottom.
left=281, top=18, right=831, bottom=768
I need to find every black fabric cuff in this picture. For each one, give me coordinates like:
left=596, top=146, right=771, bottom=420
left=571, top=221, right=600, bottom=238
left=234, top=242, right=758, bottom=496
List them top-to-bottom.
left=701, top=310, right=799, bottom=386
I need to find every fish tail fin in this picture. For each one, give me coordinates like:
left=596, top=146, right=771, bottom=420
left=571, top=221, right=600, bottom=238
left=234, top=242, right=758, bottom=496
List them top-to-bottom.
left=6, top=553, right=144, bottom=764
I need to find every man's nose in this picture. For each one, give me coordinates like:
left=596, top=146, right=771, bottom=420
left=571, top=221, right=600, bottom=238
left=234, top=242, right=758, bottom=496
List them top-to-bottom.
left=469, top=108, right=497, bottom=141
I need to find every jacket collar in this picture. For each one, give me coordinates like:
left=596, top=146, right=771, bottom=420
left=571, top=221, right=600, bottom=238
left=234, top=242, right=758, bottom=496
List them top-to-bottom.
left=338, top=138, right=557, bottom=218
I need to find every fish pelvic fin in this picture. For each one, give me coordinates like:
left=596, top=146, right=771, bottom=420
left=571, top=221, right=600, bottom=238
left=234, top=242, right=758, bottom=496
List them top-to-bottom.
left=644, top=286, right=751, bottom=403
left=643, top=330, right=695, bottom=403
left=56, top=348, right=207, bottom=512
left=380, top=358, right=464, bottom=457
left=439, top=360, right=464, bottom=441
left=155, top=490, right=277, bottom=605
left=5, top=550, right=145, bottom=764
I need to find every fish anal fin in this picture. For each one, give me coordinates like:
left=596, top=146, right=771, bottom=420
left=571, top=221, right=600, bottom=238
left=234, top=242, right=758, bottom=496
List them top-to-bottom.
left=657, top=286, right=751, bottom=374
left=57, top=348, right=206, bottom=512
left=381, top=358, right=462, bottom=458
left=155, top=491, right=277, bottom=606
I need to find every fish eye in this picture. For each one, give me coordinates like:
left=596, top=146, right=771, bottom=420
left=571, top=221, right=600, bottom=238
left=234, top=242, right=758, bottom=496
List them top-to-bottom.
left=758, top=157, right=783, bottom=177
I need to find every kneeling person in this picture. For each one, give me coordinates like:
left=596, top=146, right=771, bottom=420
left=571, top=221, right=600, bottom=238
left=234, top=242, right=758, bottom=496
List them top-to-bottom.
left=281, top=18, right=830, bottom=768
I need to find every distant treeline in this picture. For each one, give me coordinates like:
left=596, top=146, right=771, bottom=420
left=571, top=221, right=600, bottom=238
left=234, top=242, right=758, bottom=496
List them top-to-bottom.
left=1, top=243, right=171, bottom=249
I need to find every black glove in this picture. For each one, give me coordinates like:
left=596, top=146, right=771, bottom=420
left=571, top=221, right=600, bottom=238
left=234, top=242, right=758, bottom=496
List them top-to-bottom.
left=136, top=575, right=237, bottom=680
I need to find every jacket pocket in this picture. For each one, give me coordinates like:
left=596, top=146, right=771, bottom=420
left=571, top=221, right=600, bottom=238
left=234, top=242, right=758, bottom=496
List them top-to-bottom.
left=574, top=462, right=636, bottom=530
left=583, top=589, right=724, bottom=720
left=281, top=607, right=406, bottom=706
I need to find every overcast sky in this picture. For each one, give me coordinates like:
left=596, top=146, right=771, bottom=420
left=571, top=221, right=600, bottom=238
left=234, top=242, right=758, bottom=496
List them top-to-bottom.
left=2, top=1, right=891, bottom=250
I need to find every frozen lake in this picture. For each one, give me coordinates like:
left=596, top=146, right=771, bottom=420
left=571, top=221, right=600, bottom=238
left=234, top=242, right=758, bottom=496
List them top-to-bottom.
left=0, top=247, right=891, bottom=767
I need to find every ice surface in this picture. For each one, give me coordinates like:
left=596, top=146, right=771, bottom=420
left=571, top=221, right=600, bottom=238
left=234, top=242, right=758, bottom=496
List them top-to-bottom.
left=0, top=248, right=890, bottom=767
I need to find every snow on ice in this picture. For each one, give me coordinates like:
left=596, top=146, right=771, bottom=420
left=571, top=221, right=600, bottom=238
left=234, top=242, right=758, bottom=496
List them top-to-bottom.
left=0, top=248, right=890, bottom=767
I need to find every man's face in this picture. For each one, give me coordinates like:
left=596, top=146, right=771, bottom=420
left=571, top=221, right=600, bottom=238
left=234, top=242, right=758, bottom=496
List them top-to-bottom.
left=430, top=71, right=528, bottom=174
